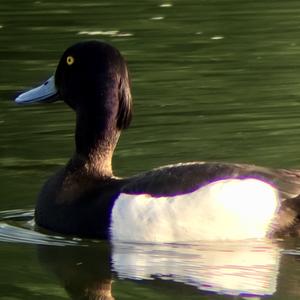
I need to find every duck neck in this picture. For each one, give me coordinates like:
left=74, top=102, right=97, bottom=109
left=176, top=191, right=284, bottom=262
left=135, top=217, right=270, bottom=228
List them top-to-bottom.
left=71, top=106, right=120, bottom=178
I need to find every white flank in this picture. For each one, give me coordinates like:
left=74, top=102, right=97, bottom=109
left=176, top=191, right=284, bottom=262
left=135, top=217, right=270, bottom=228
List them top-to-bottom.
left=110, top=179, right=279, bottom=242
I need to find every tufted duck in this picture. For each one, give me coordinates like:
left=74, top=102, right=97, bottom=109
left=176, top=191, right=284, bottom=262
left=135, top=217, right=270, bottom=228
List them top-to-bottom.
left=15, top=41, right=300, bottom=241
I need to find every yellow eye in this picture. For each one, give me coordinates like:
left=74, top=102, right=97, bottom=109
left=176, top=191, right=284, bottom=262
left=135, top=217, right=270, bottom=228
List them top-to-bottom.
left=66, top=56, right=74, bottom=65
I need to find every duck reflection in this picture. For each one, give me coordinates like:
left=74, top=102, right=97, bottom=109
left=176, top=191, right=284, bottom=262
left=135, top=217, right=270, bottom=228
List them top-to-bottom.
left=37, top=240, right=281, bottom=299
left=112, top=240, right=281, bottom=297
left=38, top=242, right=114, bottom=300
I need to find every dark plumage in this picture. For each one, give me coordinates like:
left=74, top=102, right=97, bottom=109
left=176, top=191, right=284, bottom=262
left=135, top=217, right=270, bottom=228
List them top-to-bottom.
left=15, top=40, right=300, bottom=239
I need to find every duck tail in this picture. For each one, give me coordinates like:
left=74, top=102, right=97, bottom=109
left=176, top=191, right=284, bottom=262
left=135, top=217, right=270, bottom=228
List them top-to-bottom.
left=275, top=195, right=300, bottom=237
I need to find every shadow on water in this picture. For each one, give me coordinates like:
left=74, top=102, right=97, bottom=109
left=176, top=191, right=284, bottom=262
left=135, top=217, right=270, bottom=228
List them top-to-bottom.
left=1, top=209, right=299, bottom=300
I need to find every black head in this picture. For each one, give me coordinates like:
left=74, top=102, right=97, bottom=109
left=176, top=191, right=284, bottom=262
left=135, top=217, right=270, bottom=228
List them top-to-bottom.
left=16, top=40, right=132, bottom=130
left=56, top=41, right=132, bottom=130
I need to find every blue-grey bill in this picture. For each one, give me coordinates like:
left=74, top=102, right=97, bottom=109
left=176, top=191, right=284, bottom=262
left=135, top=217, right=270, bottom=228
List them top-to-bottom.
left=15, top=76, right=58, bottom=104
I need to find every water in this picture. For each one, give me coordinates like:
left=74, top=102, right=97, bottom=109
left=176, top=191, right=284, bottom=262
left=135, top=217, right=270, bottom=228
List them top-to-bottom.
left=0, top=0, right=300, bottom=299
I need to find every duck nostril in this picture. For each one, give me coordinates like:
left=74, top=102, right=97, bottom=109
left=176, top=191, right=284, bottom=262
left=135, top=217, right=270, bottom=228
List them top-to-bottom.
left=44, top=81, right=48, bottom=85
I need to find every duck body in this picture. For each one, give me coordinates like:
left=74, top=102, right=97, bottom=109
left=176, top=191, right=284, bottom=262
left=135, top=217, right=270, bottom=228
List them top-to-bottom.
left=16, top=40, right=300, bottom=241
left=35, top=160, right=300, bottom=241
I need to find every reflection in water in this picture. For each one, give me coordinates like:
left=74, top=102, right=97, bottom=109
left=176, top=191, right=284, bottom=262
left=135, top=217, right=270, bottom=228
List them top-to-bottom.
left=0, top=211, right=281, bottom=298
left=38, top=239, right=281, bottom=299
left=112, top=240, right=280, bottom=297
left=38, top=244, right=114, bottom=300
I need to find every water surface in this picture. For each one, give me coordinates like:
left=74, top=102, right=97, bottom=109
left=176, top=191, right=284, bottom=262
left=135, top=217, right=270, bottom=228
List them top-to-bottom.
left=1, top=0, right=300, bottom=299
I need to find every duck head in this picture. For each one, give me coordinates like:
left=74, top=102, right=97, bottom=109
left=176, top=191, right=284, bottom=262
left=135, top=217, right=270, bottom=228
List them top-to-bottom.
left=16, top=40, right=132, bottom=130
left=15, top=41, right=132, bottom=175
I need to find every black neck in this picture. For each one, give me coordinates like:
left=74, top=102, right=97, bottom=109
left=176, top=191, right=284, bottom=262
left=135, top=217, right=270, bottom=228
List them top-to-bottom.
left=71, top=94, right=120, bottom=178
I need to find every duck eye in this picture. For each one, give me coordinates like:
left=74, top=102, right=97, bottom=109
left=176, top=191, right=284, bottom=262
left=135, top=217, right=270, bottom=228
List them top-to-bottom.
left=66, top=56, right=75, bottom=66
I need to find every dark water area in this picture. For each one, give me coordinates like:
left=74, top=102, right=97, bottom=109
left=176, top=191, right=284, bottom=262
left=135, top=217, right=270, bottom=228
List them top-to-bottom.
left=1, top=0, right=300, bottom=299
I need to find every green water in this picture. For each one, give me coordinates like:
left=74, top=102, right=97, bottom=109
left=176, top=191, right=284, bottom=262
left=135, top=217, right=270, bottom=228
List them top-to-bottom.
left=1, top=0, right=300, bottom=299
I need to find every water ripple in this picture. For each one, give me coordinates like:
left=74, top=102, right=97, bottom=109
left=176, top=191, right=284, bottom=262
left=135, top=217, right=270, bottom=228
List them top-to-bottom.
left=77, top=30, right=133, bottom=37
left=0, top=209, right=81, bottom=246
left=282, top=249, right=300, bottom=256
